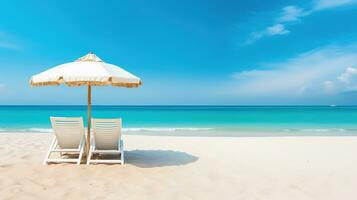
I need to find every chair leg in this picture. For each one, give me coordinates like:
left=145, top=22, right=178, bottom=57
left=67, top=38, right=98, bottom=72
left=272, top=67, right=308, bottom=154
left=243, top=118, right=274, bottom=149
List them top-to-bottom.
left=77, top=136, right=86, bottom=165
left=43, top=137, right=56, bottom=165
left=120, top=140, right=124, bottom=165
left=77, top=145, right=84, bottom=166
left=86, top=146, right=93, bottom=165
left=121, top=151, right=124, bottom=165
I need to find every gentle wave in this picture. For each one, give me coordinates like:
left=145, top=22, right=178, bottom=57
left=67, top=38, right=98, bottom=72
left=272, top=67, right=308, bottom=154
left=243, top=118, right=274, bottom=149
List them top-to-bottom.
left=0, top=127, right=214, bottom=133
left=1, top=127, right=356, bottom=135
left=123, top=127, right=214, bottom=132
left=0, top=128, right=54, bottom=133
left=28, top=128, right=53, bottom=133
left=282, top=128, right=348, bottom=132
left=300, top=128, right=344, bottom=132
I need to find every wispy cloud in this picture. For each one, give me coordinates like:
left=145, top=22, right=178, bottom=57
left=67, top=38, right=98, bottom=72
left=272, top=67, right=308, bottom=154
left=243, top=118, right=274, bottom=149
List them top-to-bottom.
left=244, top=0, right=357, bottom=45
left=313, top=0, right=357, bottom=11
left=278, top=6, right=307, bottom=22
left=244, top=24, right=289, bottom=45
left=266, top=24, right=290, bottom=35
left=231, top=44, right=357, bottom=100
left=321, top=66, right=357, bottom=94
left=325, top=67, right=357, bottom=93
left=337, top=67, right=357, bottom=83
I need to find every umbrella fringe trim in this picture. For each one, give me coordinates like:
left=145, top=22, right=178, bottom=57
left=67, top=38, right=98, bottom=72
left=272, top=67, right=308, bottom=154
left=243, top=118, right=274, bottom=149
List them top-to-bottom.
left=29, top=80, right=142, bottom=88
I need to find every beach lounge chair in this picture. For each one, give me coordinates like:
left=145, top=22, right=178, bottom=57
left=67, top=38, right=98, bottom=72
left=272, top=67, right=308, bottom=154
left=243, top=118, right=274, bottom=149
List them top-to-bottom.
left=43, top=117, right=85, bottom=165
left=87, top=118, right=124, bottom=165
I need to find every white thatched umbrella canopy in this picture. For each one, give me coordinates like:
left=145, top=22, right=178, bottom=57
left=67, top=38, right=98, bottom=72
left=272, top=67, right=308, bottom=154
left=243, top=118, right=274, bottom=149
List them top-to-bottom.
left=30, top=52, right=142, bottom=154
left=30, top=52, right=141, bottom=87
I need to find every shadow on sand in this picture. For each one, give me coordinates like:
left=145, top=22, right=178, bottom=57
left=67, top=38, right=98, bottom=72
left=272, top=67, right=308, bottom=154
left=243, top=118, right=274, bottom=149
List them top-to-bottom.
left=125, top=150, right=199, bottom=168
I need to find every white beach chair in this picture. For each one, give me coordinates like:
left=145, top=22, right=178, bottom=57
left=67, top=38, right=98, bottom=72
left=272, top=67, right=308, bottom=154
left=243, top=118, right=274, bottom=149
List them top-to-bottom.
left=43, top=117, right=85, bottom=165
left=87, top=118, right=124, bottom=165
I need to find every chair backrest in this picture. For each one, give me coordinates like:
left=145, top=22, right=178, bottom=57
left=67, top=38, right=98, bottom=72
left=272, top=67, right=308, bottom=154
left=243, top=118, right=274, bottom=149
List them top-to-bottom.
left=50, top=117, right=84, bottom=149
left=92, top=118, right=121, bottom=150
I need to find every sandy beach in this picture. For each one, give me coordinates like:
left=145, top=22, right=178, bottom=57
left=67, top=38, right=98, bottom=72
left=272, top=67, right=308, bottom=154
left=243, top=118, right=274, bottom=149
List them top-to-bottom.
left=1, top=133, right=357, bottom=199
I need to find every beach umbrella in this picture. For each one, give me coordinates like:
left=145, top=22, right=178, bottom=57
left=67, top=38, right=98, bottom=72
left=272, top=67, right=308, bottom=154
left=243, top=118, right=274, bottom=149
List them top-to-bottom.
left=29, top=52, right=141, bottom=154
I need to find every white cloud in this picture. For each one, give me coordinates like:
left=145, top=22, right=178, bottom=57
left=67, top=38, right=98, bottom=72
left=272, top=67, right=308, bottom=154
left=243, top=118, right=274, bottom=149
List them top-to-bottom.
left=244, top=0, right=357, bottom=45
left=313, top=0, right=357, bottom=10
left=278, top=6, right=306, bottom=22
left=244, top=24, right=289, bottom=45
left=266, top=24, right=290, bottom=35
left=231, top=44, right=357, bottom=98
left=322, top=66, right=357, bottom=94
left=324, top=67, right=357, bottom=93
left=337, top=67, right=357, bottom=83
left=232, top=70, right=273, bottom=79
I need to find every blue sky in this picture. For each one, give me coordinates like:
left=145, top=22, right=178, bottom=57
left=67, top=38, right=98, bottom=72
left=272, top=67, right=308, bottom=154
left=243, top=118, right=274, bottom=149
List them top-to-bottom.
left=1, top=0, right=357, bottom=105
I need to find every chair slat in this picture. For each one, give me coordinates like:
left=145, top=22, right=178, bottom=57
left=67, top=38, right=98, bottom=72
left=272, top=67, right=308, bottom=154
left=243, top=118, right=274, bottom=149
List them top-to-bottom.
left=50, top=117, right=85, bottom=149
left=92, top=118, right=121, bottom=150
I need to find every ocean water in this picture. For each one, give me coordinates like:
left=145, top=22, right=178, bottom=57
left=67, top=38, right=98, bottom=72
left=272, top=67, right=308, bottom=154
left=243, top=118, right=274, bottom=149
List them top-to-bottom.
left=0, top=105, right=357, bottom=136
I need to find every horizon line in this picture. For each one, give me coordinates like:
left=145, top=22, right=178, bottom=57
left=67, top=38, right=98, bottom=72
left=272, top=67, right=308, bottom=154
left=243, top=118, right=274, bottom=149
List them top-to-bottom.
left=0, top=104, right=355, bottom=107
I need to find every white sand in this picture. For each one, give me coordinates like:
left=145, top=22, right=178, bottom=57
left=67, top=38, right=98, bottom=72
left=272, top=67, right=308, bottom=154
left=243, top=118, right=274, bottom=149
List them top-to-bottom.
left=1, top=133, right=357, bottom=199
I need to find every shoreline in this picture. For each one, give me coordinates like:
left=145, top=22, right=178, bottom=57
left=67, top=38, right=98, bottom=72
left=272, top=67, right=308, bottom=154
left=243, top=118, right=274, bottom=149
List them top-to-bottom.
left=1, top=129, right=357, bottom=137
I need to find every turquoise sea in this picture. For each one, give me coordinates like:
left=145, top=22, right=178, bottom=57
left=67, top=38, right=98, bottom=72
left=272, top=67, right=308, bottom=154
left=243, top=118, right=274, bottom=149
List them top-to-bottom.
left=0, top=106, right=357, bottom=136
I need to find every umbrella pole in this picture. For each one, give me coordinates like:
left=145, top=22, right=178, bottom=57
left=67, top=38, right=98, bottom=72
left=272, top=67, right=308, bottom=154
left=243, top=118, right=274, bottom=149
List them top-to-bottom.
left=86, top=85, right=91, bottom=156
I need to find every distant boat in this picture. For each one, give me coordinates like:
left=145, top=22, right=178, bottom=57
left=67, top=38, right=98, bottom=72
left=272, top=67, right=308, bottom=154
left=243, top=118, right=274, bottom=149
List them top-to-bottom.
left=330, top=104, right=336, bottom=107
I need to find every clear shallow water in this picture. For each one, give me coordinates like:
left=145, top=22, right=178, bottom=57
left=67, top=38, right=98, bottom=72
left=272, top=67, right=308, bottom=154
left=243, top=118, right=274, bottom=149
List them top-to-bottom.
left=0, top=106, right=357, bottom=136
